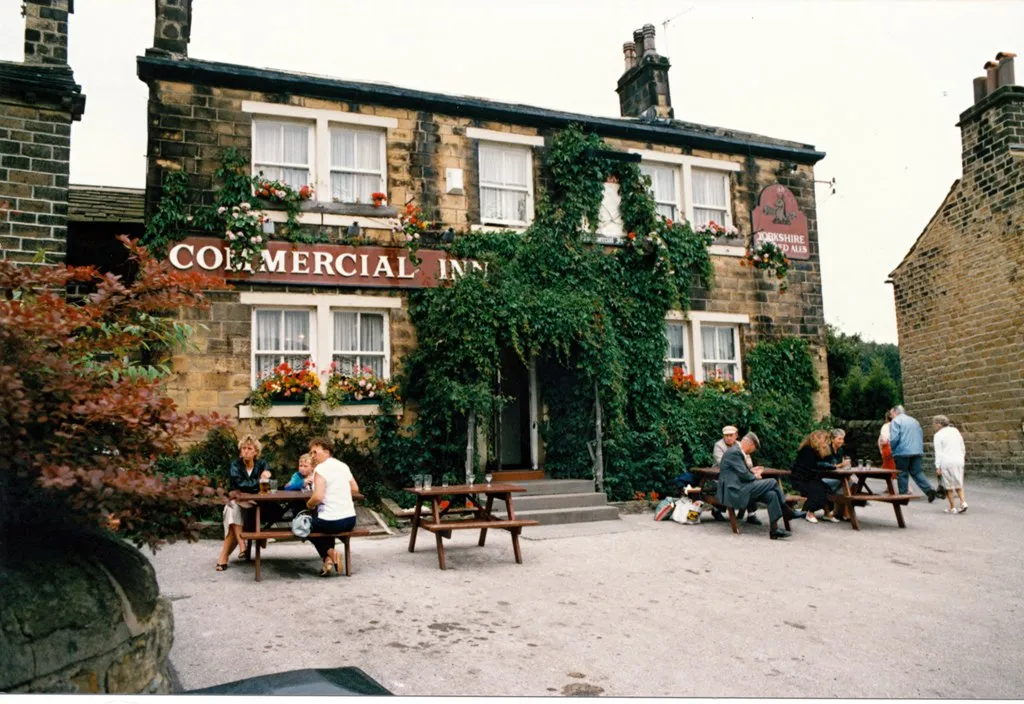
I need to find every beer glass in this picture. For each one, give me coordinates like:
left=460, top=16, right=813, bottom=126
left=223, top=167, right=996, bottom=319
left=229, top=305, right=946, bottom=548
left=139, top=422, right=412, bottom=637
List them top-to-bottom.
left=423, top=475, right=432, bottom=490
left=259, top=478, right=270, bottom=495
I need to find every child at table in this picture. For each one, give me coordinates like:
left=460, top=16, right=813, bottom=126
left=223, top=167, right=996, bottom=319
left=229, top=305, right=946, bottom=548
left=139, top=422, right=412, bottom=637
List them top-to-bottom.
left=281, top=453, right=315, bottom=520
left=283, top=453, right=315, bottom=491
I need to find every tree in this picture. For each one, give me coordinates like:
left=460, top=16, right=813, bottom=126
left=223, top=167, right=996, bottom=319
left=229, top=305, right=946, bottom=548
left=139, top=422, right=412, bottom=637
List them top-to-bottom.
left=0, top=237, right=228, bottom=553
left=826, top=324, right=903, bottom=420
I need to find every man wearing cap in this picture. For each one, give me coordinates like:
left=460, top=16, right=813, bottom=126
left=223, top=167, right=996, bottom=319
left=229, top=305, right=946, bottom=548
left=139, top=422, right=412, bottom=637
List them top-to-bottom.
left=713, top=426, right=741, bottom=468
left=717, top=432, right=795, bottom=539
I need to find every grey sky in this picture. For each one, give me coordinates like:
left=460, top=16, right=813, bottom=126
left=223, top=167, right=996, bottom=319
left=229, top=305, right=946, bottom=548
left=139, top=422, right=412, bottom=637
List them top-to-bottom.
left=3, top=0, right=1022, bottom=344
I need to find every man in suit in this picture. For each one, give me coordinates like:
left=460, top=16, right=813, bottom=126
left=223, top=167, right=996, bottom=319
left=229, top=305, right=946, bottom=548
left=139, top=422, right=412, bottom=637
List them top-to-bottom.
left=717, top=432, right=794, bottom=539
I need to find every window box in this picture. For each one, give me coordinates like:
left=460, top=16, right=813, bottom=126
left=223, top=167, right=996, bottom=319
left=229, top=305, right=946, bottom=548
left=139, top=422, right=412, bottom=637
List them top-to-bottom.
left=256, top=199, right=399, bottom=219
left=237, top=402, right=401, bottom=420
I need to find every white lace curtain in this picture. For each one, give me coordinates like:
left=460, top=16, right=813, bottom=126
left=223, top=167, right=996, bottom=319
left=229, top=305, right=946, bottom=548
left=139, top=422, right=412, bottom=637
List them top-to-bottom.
left=253, top=120, right=310, bottom=190
left=330, top=127, right=383, bottom=203
left=480, top=144, right=528, bottom=222
left=640, top=164, right=678, bottom=219
left=692, top=169, right=728, bottom=228
left=254, top=310, right=311, bottom=376
left=333, top=312, right=384, bottom=376
left=665, top=322, right=687, bottom=373
left=702, top=326, right=737, bottom=380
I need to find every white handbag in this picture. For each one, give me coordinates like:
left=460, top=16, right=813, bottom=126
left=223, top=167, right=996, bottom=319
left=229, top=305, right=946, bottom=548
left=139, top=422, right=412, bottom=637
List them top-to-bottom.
left=290, top=510, right=313, bottom=538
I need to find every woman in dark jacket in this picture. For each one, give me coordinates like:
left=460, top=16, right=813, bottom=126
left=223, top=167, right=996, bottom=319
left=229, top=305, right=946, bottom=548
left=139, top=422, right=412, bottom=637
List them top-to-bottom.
left=791, top=430, right=840, bottom=524
left=215, top=434, right=272, bottom=571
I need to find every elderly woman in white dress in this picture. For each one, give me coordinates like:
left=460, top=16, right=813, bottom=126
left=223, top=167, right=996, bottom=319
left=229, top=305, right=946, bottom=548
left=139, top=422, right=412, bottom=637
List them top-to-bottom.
left=933, top=415, right=967, bottom=514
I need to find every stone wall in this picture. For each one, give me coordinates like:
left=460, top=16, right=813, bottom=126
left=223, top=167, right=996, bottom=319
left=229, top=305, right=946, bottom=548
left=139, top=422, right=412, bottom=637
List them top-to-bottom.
left=144, top=77, right=829, bottom=422
left=891, top=87, right=1024, bottom=476
left=0, top=96, right=75, bottom=265
left=0, top=532, right=174, bottom=694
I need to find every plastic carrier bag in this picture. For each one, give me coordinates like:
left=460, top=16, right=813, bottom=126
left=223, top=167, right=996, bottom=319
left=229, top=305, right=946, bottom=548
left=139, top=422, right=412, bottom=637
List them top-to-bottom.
left=653, top=497, right=677, bottom=521
left=672, top=498, right=703, bottom=525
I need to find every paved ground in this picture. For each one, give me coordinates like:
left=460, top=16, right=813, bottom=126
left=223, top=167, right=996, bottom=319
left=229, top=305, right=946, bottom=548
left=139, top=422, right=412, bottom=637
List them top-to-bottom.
left=150, top=477, right=1024, bottom=697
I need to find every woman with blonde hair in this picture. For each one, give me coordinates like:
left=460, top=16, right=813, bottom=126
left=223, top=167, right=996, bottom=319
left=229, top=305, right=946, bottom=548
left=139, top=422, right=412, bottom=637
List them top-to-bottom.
left=790, top=429, right=841, bottom=523
left=215, top=434, right=272, bottom=571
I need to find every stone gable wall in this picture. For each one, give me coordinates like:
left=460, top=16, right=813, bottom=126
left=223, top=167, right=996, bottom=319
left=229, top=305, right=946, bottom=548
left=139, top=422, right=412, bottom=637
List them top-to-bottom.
left=145, top=78, right=829, bottom=422
left=891, top=93, right=1024, bottom=475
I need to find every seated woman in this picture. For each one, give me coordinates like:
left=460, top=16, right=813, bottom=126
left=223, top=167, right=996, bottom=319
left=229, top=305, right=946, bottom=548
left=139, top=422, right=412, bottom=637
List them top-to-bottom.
left=791, top=429, right=840, bottom=524
left=215, top=434, right=271, bottom=571
left=306, top=436, right=360, bottom=577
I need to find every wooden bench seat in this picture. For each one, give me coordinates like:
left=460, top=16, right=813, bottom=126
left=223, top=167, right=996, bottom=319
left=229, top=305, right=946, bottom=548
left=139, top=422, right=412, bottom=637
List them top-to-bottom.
left=700, top=493, right=801, bottom=535
left=420, top=519, right=539, bottom=532
left=240, top=527, right=371, bottom=581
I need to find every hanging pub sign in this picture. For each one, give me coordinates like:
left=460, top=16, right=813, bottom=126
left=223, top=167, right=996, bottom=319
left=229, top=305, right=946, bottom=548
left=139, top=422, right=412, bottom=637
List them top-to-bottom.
left=751, top=184, right=810, bottom=260
left=167, top=237, right=485, bottom=288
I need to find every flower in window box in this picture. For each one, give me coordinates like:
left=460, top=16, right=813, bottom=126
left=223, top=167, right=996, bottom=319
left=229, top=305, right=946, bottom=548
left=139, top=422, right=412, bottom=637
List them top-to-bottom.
left=299, top=184, right=315, bottom=201
left=371, top=192, right=388, bottom=208
left=695, top=220, right=738, bottom=239
left=250, top=360, right=322, bottom=413
left=324, top=363, right=400, bottom=407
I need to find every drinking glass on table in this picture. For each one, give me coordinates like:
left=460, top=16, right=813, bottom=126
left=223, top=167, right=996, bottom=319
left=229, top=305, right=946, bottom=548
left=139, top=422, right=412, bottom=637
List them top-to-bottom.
left=859, top=459, right=866, bottom=468
left=485, top=473, right=493, bottom=486
left=423, top=474, right=433, bottom=490
left=467, top=474, right=475, bottom=487
left=414, top=475, right=424, bottom=490
left=441, top=475, right=450, bottom=488
left=259, top=477, right=270, bottom=495
left=269, top=479, right=279, bottom=492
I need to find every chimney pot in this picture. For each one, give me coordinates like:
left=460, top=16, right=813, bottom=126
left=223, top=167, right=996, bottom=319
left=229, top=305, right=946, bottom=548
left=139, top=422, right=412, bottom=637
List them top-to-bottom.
left=641, top=23, right=657, bottom=57
left=622, top=42, right=637, bottom=72
left=997, top=56, right=1016, bottom=88
left=985, top=61, right=1000, bottom=94
left=973, top=76, right=989, bottom=104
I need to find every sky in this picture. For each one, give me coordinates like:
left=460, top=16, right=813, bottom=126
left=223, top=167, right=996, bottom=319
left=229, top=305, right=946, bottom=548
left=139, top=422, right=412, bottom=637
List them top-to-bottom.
left=3, top=0, right=1023, bottom=344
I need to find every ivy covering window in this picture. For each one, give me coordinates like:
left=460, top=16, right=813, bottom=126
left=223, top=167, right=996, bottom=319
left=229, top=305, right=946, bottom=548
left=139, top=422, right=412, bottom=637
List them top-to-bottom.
left=252, top=119, right=311, bottom=191
left=330, top=126, right=385, bottom=204
left=479, top=143, right=531, bottom=225
left=640, top=163, right=679, bottom=220
left=692, top=168, right=731, bottom=229
left=254, top=309, right=313, bottom=377
left=333, top=311, right=386, bottom=376
left=664, top=322, right=689, bottom=375
left=701, top=324, right=739, bottom=380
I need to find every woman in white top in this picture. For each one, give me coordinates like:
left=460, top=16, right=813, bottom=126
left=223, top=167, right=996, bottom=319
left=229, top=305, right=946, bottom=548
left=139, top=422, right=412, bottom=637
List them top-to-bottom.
left=878, top=409, right=896, bottom=470
left=932, top=415, right=967, bottom=514
left=306, top=437, right=360, bottom=576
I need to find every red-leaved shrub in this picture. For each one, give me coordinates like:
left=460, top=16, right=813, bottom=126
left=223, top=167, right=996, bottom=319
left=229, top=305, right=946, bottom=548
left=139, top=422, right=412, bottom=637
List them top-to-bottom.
left=0, top=237, right=229, bottom=551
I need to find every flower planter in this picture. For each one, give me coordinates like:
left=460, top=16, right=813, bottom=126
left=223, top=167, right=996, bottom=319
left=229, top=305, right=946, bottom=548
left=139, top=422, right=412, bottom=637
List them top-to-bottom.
left=343, top=398, right=381, bottom=405
left=269, top=399, right=306, bottom=405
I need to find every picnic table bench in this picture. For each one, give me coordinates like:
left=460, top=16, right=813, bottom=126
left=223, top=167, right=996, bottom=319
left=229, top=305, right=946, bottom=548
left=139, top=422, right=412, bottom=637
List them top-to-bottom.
left=689, top=467, right=800, bottom=534
left=822, top=467, right=920, bottom=530
left=406, top=483, right=540, bottom=570
left=235, top=490, right=369, bottom=582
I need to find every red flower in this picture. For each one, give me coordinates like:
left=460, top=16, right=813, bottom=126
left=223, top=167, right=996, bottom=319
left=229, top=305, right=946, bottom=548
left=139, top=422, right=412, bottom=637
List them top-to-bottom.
left=627, top=232, right=636, bottom=241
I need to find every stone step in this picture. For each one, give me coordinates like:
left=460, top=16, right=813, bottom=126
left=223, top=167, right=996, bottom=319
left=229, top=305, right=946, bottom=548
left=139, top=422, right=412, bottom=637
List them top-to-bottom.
left=512, top=479, right=596, bottom=496
left=507, top=492, right=610, bottom=511
left=495, top=505, right=621, bottom=525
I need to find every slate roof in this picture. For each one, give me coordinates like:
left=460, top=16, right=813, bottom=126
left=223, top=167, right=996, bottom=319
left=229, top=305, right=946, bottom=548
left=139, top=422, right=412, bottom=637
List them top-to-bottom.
left=68, top=184, right=146, bottom=223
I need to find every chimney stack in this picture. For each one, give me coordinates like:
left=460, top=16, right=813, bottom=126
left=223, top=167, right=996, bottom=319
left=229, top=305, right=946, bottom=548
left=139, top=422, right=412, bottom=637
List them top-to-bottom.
left=23, top=0, right=73, bottom=65
left=149, top=0, right=193, bottom=57
left=616, top=23, right=673, bottom=120
left=959, top=50, right=1023, bottom=181
left=973, top=52, right=1017, bottom=103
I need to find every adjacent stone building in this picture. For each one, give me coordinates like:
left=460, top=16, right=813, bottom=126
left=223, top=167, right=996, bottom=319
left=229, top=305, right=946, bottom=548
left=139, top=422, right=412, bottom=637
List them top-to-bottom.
left=0, top=0, right=85, bottom=266
left=133, top=3, right=831, bottom=469
left=889, top=53, right=1024, bottom=476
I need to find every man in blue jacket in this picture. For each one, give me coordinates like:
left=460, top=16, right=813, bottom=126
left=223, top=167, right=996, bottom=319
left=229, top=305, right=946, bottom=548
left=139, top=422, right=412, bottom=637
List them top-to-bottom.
left=888, top=405, right=936, bottom=502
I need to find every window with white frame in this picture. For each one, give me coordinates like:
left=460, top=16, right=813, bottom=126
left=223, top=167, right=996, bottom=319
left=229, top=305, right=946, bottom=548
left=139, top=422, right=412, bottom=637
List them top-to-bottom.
left=252, top=119, right=313, bottom=191
left=329, top=125, right=385, bottom=204
left=479, top=143, right=532, bottom=225
left=640, top=163, right=679, bottom=220
left=691, top=168, right=731, bottom=230
left=253, top=309, right=314, bottom=378
left=332, top=311, right=386, bottom=377
left=664, top=321, right=689, bottom=375
left=700, top=324, right=740, bottom=381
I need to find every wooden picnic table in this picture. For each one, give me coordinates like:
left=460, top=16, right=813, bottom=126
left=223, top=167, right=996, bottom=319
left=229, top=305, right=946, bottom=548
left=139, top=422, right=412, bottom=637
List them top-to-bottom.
left=689, top=467, right=797, bottom=534
left=820, top=467, right=920, bottom=530
left=405, top=482, right=540, bottom=570
left=236, top=490, right=367, bottom=581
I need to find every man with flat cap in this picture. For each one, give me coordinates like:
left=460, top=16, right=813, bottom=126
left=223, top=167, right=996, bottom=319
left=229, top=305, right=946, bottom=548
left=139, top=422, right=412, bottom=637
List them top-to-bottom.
left=716, top=432, right=795, bottom=539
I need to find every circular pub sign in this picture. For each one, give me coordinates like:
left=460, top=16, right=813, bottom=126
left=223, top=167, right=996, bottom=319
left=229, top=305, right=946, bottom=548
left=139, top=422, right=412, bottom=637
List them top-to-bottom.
left=751, top=184, right=810, bottom=260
